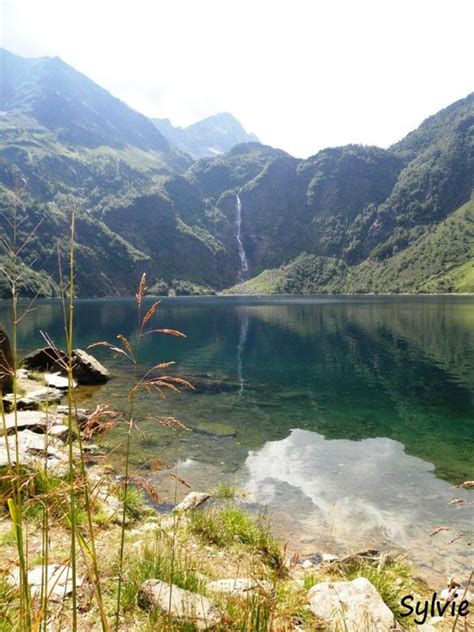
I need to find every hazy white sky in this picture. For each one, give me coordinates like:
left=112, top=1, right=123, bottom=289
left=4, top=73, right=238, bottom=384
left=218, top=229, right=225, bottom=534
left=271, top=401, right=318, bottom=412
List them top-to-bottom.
left=1, top=0, right=473, bottom=158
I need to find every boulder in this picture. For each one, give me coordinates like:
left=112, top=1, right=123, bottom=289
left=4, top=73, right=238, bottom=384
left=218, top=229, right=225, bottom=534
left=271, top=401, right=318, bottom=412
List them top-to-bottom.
left=0, top=325, right=13, bottom=394
left=22, top=347, right=109, bottom=385
left=22, top=347, right=67, bottom=373
left=71, top=349, right=109, bottom=384
left=173, top=492, right=210, bottom=513
left=8, top=564, right=83, bottom=601
left=307, top=577, right=396, bottom=632
left=206, top=578, right=271, bottom=596
left=138, top=579, right=221, bottom=629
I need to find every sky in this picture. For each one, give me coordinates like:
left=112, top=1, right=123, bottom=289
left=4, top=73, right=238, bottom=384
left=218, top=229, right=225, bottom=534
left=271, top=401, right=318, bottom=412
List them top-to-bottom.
left=1, top=0, right=473, bottom=158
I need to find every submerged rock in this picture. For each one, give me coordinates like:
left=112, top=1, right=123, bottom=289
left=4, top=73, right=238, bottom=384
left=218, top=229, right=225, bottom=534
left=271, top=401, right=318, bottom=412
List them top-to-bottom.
left=186, top=374, right=241, bottom=395
left=56, top=406, right=91, bottom=424
left=194, top=421, right=236, bottom=437
left=173, top=492, right=210, bottom=513
left=307, top=577, right=395, bottom=631
left=138, top=579, right=221, bottom=629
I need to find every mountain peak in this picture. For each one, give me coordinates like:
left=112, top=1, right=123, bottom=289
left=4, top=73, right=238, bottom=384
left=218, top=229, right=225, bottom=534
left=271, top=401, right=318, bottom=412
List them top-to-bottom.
left=0, top=48, right=172, bottom=153
left=152, top=112, right=259, bottom=159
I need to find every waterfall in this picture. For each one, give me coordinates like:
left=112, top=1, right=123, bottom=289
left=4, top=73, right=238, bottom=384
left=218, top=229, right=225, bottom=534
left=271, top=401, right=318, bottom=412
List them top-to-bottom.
left=235, top=194, right=249, bottom=281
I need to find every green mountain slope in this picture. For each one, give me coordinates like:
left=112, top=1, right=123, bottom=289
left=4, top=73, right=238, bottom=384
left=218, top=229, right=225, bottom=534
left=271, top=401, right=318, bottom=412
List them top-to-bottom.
left=0, top=48, right=472, bottom=297
left=230, top=201, right=474, bottom=294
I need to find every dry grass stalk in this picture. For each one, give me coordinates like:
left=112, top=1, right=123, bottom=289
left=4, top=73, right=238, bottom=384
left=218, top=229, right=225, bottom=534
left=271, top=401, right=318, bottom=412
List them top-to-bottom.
left=81, top=404, right=121, bottom=440
left=149, top=416, right=190, bottom=432
left=131, top=477, right=162, bottom=504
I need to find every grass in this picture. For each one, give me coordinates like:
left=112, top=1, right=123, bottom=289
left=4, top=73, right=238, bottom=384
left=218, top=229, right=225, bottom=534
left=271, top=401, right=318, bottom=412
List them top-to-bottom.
left=433, top=259, right=474, bottom=293
left=27, top=370, right=46, bottom=383
left=213, top=482, right=242, bottom=500
left=116, top=485, right=151, bottom=522
left=188, top=505, right=285, bottom=574
left=121, top=536, right=207, bottom=612
left=303, top=555, right=425, bottom=629
left=334, top=557, right=420, bottom=625
left=0, top=573, right=19, bottom=632
left=224, top=592, right=275, bottom=631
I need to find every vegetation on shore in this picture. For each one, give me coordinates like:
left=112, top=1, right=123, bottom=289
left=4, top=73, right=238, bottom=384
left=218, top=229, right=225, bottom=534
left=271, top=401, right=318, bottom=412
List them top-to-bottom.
left=228, top=201, right=474, bottom=295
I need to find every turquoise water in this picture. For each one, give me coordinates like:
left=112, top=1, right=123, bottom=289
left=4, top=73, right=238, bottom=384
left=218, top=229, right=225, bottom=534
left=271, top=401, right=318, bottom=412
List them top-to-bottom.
left=2, top=295, right=473, bottom=583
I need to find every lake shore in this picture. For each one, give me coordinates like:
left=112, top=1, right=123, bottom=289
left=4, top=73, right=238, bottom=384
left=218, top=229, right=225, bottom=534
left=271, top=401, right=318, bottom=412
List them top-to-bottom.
left=1, top=368, right=471, bottom=630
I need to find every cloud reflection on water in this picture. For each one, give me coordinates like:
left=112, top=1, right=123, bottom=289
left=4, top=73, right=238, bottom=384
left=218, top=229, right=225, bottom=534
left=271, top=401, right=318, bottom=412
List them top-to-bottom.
left=244, top=429, right=472, bottom=583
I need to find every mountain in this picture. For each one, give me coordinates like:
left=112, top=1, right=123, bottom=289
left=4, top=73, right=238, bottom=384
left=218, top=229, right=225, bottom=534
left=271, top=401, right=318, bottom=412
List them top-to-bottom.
left=0, top=48, right=473, bottom=297
left=0, top=48, right=203, bottom=296
left=0, top=48, right=179, bottom=154
left=229, top=93, right=474, bottom=294
left=151, top=112, right=259, bottom=159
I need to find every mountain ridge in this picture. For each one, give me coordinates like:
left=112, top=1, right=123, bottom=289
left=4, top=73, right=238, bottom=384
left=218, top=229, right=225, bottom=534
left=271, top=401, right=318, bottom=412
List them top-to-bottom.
left=0, top=48, right=472, bottom=297
left=152, top=112, right=259, bottom=159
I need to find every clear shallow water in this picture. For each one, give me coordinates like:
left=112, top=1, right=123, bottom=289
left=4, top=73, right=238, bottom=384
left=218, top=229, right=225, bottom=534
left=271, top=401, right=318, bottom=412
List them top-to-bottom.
left=2, top=295, right=473, bottom=584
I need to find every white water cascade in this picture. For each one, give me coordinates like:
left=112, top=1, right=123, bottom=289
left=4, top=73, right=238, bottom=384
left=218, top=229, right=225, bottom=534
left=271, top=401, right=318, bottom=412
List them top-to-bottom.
left=235, top=194, right=249, bottom=281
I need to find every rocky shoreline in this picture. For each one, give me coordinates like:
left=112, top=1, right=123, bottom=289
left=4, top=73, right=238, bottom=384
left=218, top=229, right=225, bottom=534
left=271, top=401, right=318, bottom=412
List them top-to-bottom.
left=0, top=346, right=472, bottom=630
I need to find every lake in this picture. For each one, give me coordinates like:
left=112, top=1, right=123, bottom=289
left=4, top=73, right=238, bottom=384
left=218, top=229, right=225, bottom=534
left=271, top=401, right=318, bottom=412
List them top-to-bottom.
left=2, top=295, right=473, bottom=585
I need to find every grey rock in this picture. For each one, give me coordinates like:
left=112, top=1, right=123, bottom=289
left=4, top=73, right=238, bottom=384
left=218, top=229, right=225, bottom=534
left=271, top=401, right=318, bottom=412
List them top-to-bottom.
left=0, top=326, right=13, bottom=394
left=22, top=347, right=109, bottom=385
left=22, top=347, right=67, bottom=373
left=71, top=348, right=109, bottom=384
left=44, top=373, right=75, bottom=390
left=25, top=387, right=63, bottom=404
left=2, top=396, right=38, bottom=412
left=56, top=406, right=91, bottom=424
left=0, top=411, right=49, bottom=435
left=48, top=424, right=75, bottom=442
left=0, top=429, right=66, bottom=472
left=81, top=443, right=102, bottom=455
left=173, top=492, right=211, bottom=513
left=322, top=553, right=339, bottom=563
left=301, top=559, right=315, bottom=569
left=9, top=564, right=83, bottom=601
left=308, top=577, right=396, bottom=632
left=206, top=578, right=271, bottom=596
left=138, top=579, right=221, bottom=629
left=439, top=586, right=473, bottom=603
left=418, top=618, right=444, bottom=631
